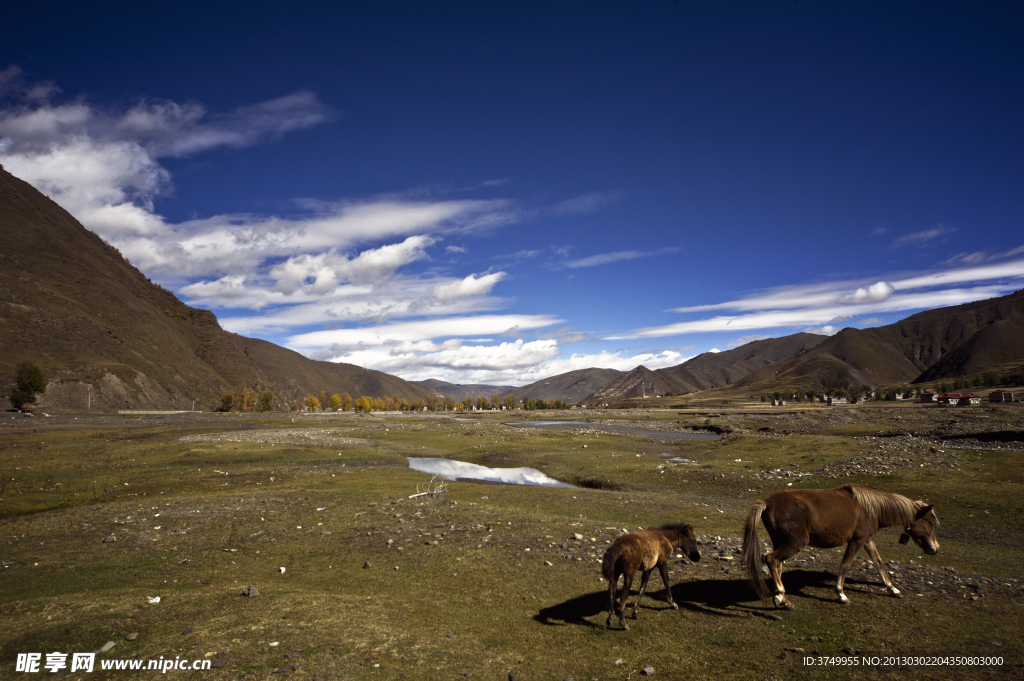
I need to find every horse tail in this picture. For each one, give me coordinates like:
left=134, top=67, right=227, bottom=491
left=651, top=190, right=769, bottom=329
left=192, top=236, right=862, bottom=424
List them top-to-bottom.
left=742, top=500, right=771, bottom=601
left=602, top=543, right=622, bottom=584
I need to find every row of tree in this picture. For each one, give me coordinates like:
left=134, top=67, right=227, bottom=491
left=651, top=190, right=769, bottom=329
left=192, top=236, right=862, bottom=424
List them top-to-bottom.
left=219, top=386, right=274, bottom=412
left=286, top=392, right=573, bottom=412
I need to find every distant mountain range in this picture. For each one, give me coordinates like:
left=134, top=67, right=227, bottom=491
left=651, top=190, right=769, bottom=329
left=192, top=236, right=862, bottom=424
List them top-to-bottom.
left=3, top=164, right=1021, bottom=410
left=0, top=166, right=434, bottom=410
left=581, top=290, right=1024, bottom=403
left=414, top=368, right=624, bottom=404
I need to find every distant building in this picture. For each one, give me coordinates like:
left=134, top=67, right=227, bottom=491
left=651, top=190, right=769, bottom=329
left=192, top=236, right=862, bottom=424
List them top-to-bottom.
left=989, top=389, right=1014, bottom=403
left=919, top=391, right=937, bottom=403
left=937, top=393, right=980, bottom=407
left=826, top=396, right=847, bottom=406
left=772, top=399, right=786, bottom=406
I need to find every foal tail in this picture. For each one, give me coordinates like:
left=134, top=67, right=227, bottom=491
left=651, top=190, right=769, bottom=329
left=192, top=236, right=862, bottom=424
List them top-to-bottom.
left=742, top=500, right=771, bottom=601
left=602, top=543, right=622, bottom=584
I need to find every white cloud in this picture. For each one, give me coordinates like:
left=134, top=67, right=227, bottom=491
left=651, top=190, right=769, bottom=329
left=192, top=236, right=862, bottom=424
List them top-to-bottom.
left=551, top=191, right=621, bottom=216
left=892, top=224, right=956, bottom=247
left=446, top=245, right=467, bottom=253
left=565, top=247, right=679, bottom=269
left=941, top=251, right=988, bottom=266
left=434, top=272, right=507, bottom=301
left=837, top=281, right=895, bottom=304
left=284, top=314, right=562, bottom=350
left=859, top=317, right=883, bottom=325
left=803, top=325, right=840, bottom=335
left=312, top=340, right=684, bottom=385
left=708, top=348, right=721, bottom=353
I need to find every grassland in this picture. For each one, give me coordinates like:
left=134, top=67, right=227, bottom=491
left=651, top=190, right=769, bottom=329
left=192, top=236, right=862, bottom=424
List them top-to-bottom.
left=1, top=406, right=1022, bottom=680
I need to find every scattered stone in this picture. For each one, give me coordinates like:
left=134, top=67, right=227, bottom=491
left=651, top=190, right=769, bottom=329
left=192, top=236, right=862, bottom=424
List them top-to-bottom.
left=321, top=531, right=331, bottom=536
left=573, top=533, right=584, bottom=540
left=102, top=534, right=117, bottom=543
left=363, top=561, right=372, bottom=569
left=544, top=561, right=553, bottom=566
left=242, top=586, right=260, bottom=598
left=181, top=627, right=193, bottom=635
left=125, top=632, right=139, bottom=641
left=448, top=634, right=458, bottom=639
left=809, top=636, right=822, bottom=642
left=100, top=641, right=115, bottom=653
left=844, top=646, right=856, bottom=655
left=784, top=647, right=804, bottom=653
left=614, top=659, right=623, bottom=665
left=643, top=663, right=655, bottom=675
left=461, top=672, right=472, bottom=677
left=509, top=674, right=518, bottom=681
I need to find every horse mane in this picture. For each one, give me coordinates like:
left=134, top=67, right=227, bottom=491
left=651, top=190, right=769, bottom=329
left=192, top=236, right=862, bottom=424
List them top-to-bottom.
left=846, top=484, right=935, bottom=527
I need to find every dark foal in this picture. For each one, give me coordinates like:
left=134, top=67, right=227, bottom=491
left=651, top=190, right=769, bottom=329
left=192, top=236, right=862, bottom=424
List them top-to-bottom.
left=742, top=484, right=939, bottom=609
left=602, top=522, right=701, bottom=630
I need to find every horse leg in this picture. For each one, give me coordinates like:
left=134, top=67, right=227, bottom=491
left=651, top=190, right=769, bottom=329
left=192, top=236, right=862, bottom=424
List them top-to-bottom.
left=864, top=539, right=901, bottom=597
left=835, top=540, right=862, bottom=604
left=765, top=544, right=801, bottom=610
left=657, top=560, right=677, bottom=610
left=618, top=567, right=637, bottom=630
left=632, top=569, right=653, bottom=620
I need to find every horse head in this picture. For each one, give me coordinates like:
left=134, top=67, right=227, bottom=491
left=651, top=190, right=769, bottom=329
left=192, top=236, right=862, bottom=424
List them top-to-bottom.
left=901, top=504, right=939, bottom=555
left=679, top=524, right=701, bottom=563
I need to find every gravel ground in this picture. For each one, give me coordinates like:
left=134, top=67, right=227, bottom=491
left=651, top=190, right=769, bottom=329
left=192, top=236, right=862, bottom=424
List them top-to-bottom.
left=177, top=427, right=376, bottom=448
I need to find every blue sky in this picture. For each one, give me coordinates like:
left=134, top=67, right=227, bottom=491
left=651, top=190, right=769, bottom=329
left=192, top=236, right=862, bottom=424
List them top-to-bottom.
left=2, top=2, right=1022, bottom=384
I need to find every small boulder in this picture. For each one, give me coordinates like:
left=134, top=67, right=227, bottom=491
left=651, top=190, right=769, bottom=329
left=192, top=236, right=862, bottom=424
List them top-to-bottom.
left=363, top=561, right=372, bottom=569
left=242, top=586, right=260, bottom=598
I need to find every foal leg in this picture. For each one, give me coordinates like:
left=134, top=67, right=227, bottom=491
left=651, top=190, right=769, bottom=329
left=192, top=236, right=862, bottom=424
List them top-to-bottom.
left=864, top=540, right=901, bottom=597
left=834, top=541, right=862, bottom=604
left=765, top=544, right=801, bottom=610
left=658, top=560, right=678, bottom=610
left=618, top=567, right=637, bottom=630
left=632, top=569, right=654, bottom=620
left=607, top=575, right=618, bottom=628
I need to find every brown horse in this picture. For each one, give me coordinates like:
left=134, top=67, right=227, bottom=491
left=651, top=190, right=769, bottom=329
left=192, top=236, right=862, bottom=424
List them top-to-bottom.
left=742, top=484, right=939, bottom=609
left=602, top=522, right=700, bottom=629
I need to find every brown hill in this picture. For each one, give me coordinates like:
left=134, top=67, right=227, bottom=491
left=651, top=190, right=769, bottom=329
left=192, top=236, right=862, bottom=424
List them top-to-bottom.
left=0, top=165, right=434, bottom=410
left=735, top=289, right=1024, bottom=391
left=659, top=333, right=827, bottom=391
left=236, top=336, right=435, bottom=405
left=582, top=366, right=686, bottom=404
left=501, top=368, right=624, bottom=404
left=412, top=379, right=515, bottom=401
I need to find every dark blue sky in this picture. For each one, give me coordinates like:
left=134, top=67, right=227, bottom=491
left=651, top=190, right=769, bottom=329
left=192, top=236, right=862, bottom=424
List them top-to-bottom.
left=2, top=2, right=1022, bottom=383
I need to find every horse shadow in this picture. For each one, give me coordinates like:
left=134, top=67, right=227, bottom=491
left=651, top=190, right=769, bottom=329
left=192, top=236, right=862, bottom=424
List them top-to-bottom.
left=534, top=570, right=849, bottom=628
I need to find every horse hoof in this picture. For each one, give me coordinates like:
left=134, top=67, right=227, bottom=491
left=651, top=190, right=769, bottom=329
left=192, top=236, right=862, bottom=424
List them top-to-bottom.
left=891, top=590, right=903, bottom=599
left=838, top=596, right=851, bottom=604
left=671, top=603, right=679, bottom=610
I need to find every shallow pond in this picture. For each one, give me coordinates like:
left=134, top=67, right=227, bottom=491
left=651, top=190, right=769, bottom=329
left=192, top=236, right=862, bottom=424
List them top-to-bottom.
left=510, top=421, right=724, bottom=442
left=407, top=457, right=574, bottom=488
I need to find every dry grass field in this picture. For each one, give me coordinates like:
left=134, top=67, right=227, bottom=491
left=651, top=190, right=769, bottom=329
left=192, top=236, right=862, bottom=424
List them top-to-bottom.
left=1, top=405, right=1022, bottom=680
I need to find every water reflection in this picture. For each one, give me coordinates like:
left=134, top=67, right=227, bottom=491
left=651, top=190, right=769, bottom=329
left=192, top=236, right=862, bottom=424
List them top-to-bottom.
left=407, top=457, right=574, bottom=488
